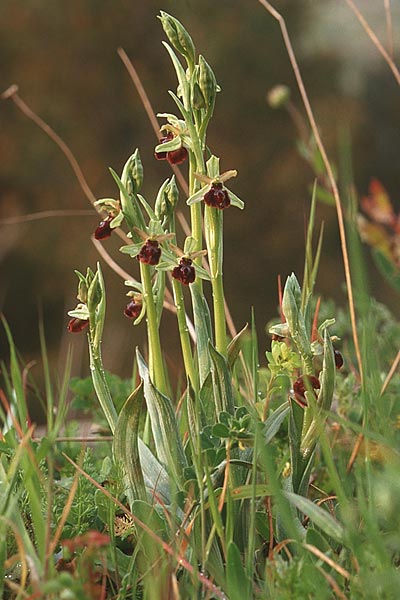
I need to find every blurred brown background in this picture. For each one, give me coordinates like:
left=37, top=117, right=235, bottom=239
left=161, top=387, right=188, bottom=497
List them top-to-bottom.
left=1, top=0, right=399, bottom=391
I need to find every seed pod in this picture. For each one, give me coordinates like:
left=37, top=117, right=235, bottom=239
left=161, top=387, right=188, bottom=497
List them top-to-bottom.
left=159, top=11, right=195, bottom=67
left=199, top=55, right=217, bottom=108
left=94, top=216, right=113, bottom=240
left=137, top=240, right=162, bottom=266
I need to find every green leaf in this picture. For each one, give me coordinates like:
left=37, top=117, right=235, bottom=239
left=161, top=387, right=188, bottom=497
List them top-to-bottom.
left=109, top=167, right=145, bottom=234
left=187, top=185, right=208, bottom=206
left=226, top=188, right=245, bottom=210
left=373, top=248, right=400, bottom=292
left=190, top=283, right=212, bottom=386
left=227, top=323, right=249, bottom=369
left=89, top=341, right=118, bottom=433
left=209, top=342, right=235, bottom=415
left=136, top=350, right=187, bottom=487
left=113, top=382, right=147, bottom=505
left=264, top=401, right=290, bottom=443
left=212, top=423, right=230, bottom=438
left=138, top=439, right=172, bottom=507
left=230, top=484, right=271, bottom=500
left=285, top=491, right=344, bottom=543
left=226, top=542, right=252, bottom=600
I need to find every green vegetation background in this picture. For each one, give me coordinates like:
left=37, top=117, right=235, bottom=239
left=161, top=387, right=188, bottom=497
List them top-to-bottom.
left=1, top=0, right=399, bottom=400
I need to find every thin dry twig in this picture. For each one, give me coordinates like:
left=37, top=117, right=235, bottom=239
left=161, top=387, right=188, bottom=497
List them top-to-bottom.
left=258, top=0, right=363, bottom=382
left=344, top=0, right=400, bottom=86
left=384, top=0, right=395, bottom=58
left=2, top=85, right=97, bottom=205
left=0, top=209, right=94, bottom=225
left=380, top=349, right=400, bottom=396
left=346, top=432, right=364, bottom=473
left=303, top=543, right=351, bottom=580
left=316, top=565, right=348, bottom=600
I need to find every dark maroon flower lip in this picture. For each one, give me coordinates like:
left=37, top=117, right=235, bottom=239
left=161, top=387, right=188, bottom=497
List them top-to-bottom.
left=154, top=132, right=188, bottom=165
left=203, top=182, right=230, bottom=209
left=94, top=216, right=113, bottom=240
left=137, top=239, right=162, bottom=265
left=172, top=257, right=196, bottom=285
left=124, top=300, right=142, bottom=319
left=67, top=317, right=89, bottom=333
left=334, top=350, right=344, bottom=370
left=293, top=375, right=320, bottom=407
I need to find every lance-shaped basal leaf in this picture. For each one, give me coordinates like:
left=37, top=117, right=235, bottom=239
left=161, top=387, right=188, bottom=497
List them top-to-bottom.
left=190, top=284, right=212, bottom=386
left=208, top=342, right=235, bottom=416
left=136, top=350, right=187, bottom=487
left=113, top=382, right=147, bottom=505
left=285, top=491, right=344, bottom=544
left=226, top=541, right=252, bottom=600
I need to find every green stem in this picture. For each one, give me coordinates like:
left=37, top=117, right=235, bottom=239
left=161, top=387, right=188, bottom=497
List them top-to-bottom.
left=205, top=205, right=227, bottom=356
left=140, top=261, right=167, bottom=396
left=172, top=278, right=199, bottom=392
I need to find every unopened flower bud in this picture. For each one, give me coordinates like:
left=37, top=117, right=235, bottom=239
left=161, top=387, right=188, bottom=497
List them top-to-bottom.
left=159, top=11, right=195, bottom=67
left=199, top=55, right=217, bottom=108
left=121, top=149, right=143, bottom=196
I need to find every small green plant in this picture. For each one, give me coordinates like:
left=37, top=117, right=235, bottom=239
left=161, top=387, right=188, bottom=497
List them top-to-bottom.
left=2, top=7, right=400, bottom=600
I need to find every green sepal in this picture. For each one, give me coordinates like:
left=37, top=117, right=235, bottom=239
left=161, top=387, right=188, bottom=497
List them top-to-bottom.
left=154, top=135, right=183, bottom=154
left=187, top=185, right=208, bottom=205
left=226, top=188, right=245, bottom=210
left=119, top=241, right=144, bottom=257
left=193, top=263, right=211, bottom=281
left=67, top=306, right=90, bottom=320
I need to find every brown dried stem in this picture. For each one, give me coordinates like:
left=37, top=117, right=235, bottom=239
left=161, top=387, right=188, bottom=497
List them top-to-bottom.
left=258, top=0, right=363, bottom=381
left=344, top=0, right=400, bottom=86
left=384, top=0, right=394, bottom=58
